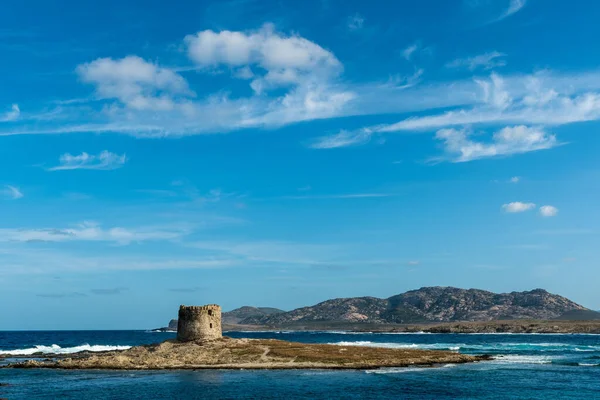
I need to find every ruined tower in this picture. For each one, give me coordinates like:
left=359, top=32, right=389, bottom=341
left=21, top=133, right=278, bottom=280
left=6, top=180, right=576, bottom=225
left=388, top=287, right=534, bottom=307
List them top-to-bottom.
left=177, top=304, right=222, bottom=342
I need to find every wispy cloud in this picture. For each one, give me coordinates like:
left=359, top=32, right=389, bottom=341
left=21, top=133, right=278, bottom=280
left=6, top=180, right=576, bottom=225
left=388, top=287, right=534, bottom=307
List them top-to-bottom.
left=481, top=0, right=527, bottom=25
left=499, top=0, right=527, bottom=21
left=347, top=13, right=365, bottom=30
left=0, top=24, right=352, bottom=137
left=6, top=26, right=600, bottom=144
left=402, top=42, right=419, bottom=61
left=446, top=51, right=506, bottom=71
left=350, top=71, right=600, bottom=137
left=0, top=104, right=20, bottom=122
left=434, top=126, right=559, bottom=162
left=309, top=129, right=372, bottom=149
left=47, top=151, right=127, bottom=171
left=509, top=176, right=520, bottom=183
left=1, top=185, right=23, bottom=200
left=136, top=189, right=179, bottom=197
left=278, top=193, right=392, bottom=200
left=502, top=201, right=536, bottom=213
left=539, top=205, right=559, bottom=217
left=0, top=221, right=192, bottom=244
left=0, top=248, right=239, bottom=274
left=168, top=286, right=204, bottom=293
left=90, top=287, right=128, bottom=295
left=36, top=292, right=87, bottom=298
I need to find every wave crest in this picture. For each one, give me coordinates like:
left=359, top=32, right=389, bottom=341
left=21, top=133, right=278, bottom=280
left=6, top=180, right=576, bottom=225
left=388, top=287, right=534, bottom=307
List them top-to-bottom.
left=0, top=344, right=131, bottom=356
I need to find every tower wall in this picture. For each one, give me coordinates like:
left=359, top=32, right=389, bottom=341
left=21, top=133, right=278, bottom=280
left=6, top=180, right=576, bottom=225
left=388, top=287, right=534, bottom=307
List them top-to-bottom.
left=177, top=304, right=222, bottom=342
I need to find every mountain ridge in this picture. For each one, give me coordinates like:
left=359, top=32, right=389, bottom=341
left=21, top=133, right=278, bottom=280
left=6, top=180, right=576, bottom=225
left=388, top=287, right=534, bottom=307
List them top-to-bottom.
left=162, top=287, right=597, bottom=331
left=239, top=287, right=591, bottom=325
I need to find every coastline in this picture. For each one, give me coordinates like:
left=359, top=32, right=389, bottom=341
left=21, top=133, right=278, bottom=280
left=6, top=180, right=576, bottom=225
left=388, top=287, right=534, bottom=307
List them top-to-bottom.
left=204, top=320, right=600, bottom=334
left=2, top=337, right=490, bottom=371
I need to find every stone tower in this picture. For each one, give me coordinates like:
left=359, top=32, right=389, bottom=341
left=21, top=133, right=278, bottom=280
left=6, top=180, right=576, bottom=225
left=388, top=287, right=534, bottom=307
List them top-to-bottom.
left=177, top=304, right=222, bottom=342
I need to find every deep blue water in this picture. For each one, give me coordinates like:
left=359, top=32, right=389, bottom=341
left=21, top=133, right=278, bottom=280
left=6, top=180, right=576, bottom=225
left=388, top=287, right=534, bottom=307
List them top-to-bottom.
left=1, top=330, right=600, bottom=399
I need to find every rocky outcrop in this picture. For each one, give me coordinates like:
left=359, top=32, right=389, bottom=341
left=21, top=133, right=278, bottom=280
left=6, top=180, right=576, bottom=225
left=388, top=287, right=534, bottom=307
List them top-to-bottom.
left=241, top=287, right=589, bottom=326
left=5, top=338, right=489, bottom=370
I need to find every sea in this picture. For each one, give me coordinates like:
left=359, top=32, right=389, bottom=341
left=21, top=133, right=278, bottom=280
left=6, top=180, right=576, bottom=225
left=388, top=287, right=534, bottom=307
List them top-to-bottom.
left=1, top=330, right=599, bottom=399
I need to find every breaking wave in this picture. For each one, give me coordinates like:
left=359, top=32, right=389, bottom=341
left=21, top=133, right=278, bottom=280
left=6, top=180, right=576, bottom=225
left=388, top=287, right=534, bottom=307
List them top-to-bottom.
left=329, top=340, right=600, bottom=354
left=329, top=341, right=460, bottom=351
left=0, top=344, right=131, bottom=356
left=366, top=364, right=457, bottom=374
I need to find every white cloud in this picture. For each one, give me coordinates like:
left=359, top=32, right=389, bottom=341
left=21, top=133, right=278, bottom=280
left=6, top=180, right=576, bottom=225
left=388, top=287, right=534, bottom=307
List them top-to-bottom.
left=489, top=0, right=527, bottom=23
left=503, top=0, right=527, bottom=19
left=347, top=13, right=365, bottom=30
left=185, top=23, right=342, bottom=94
left=8, top=32, right=600, bottom=140
left=402, top=43, right=419, bottom=61
left=446, top=51, right=506, bottom=71
left=76, top=56, right=193, bottom=111
left=369, top=72, right=600, bottom=136
left=475, top=72, right=512, bottom=109
left=0, top=104, right=20, bottom=122
left=434, top=125, right=559, bottom=162
left=309, top=129, right=372, bottom=149
left=48, top=151, right=127, bottom=171
left=510, top=176, right=520, bottom=183
left=1, top=185, right=23, bottom=200
left=502, top=201, right=536, bottom=213
left=539, top=205, right=558, bottom=217
left=0, top=221, right=191, bottom=245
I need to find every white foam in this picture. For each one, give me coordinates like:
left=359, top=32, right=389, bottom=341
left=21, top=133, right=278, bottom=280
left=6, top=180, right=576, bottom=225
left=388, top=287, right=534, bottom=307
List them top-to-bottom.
left=329, top=341, right=461, bottom=351
left=331, top=341, right=417, bottom=349
left=0, top=344, right=131, bottom=356
left=491, top=355, right=553, bottom=364
left=578, top=363, right=599, bottom=367
left=365, top=365, right=457, bottom=374
left=365, top=367, right=434, bottom=374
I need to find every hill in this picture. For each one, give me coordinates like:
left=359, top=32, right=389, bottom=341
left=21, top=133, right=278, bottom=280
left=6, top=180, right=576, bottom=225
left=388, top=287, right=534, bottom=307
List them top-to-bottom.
left=240, top=287, right=589, bottom=326
left=222, top=306, right=285, bottom=324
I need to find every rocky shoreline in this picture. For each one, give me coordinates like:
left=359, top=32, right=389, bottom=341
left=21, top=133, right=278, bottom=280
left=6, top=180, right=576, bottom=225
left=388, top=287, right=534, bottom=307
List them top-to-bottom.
left=218, top=320, right=600, bottom=334
left=2, top=337, right=490, bottom=370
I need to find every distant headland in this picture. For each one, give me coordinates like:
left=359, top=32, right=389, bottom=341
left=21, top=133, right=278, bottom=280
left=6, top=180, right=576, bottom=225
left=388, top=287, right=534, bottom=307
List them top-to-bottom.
left=158, top=287, right=600, bottom=334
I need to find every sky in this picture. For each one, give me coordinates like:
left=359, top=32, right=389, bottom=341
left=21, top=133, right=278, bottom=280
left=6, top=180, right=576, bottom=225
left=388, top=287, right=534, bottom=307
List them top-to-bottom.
left=1, top=0, right=599, bottom=329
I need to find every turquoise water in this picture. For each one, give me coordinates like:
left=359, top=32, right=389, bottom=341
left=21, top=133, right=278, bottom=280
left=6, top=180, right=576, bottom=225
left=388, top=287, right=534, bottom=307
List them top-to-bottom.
left=1, top=331, right=600, bottom=399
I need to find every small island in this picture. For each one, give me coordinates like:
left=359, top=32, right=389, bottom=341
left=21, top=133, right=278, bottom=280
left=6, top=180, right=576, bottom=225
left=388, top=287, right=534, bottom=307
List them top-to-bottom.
left=4, top=304, right=490, bottom=371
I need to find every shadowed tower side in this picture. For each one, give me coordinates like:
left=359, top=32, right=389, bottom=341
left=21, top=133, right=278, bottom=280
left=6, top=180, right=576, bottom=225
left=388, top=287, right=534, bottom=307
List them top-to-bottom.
left=177, top=304, right=222, bottom=342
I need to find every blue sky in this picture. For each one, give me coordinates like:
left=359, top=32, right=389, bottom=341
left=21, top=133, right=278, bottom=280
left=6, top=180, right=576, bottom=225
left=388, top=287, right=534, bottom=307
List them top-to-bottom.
left=1, top=0, right=599, bottom=329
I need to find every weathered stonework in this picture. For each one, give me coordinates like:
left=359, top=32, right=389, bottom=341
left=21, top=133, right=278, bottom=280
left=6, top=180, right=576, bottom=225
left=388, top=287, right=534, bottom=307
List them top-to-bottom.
left=177, top=304, right=222, bottom=342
